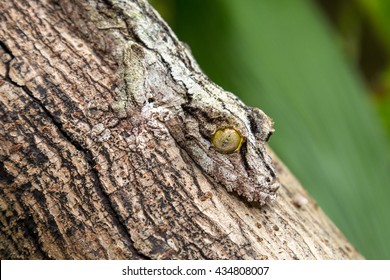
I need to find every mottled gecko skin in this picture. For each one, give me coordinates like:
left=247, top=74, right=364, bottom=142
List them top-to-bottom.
left=109, top=0, right=280, bottom=205
left=117, top=45, right=280, bottom=205
left=172, top=89, right=280, bottom=205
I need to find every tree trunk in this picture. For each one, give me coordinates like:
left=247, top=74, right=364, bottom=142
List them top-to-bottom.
left=0, top=0, right=362, bottom=259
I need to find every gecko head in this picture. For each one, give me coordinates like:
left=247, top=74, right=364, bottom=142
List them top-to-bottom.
left=174, top=91, right=280, bottom=206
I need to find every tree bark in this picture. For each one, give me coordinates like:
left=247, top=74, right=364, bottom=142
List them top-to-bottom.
left=0, top=0, right=362, bottom=259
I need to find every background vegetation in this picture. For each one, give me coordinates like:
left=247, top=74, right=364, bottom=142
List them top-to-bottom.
left=150, top=0, right=390, bottom=259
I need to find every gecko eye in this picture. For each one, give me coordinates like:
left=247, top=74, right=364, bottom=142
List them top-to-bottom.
left=212, top=127, right=244, bottom=154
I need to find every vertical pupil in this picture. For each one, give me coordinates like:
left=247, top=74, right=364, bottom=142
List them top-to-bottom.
left=212, top=127, right=243, bottom=154
left=222, top=133, right=232, bottom=148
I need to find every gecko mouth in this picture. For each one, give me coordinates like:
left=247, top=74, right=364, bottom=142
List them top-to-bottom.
left=240, top=141, right=280, bottom=198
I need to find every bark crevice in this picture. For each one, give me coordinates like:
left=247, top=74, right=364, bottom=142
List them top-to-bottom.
left=0, top=0, right=363, bottom=259
left=0, top=45, right=148, bottom=258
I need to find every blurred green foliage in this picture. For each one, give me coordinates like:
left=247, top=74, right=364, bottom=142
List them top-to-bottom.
left=150, top=0, right=390, bottom=259
left=357, top=0, right=390, bottom=145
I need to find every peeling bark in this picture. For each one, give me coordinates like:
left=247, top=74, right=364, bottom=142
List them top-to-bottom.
left=0, top=0, right=362, bottom=259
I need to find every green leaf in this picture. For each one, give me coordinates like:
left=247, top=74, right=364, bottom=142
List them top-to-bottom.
left=169, top=0, right=390, bottom=259
left=357, top=0, right=390, bottom=144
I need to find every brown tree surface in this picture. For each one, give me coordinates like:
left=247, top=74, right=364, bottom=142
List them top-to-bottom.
left=0, top=0, right=362, bottom=259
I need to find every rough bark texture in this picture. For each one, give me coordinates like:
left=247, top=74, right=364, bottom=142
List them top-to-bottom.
left=0, top=0, right=362, bottom=259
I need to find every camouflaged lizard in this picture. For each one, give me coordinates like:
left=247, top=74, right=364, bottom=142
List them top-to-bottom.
left=107, top=0, right=280, bottom=205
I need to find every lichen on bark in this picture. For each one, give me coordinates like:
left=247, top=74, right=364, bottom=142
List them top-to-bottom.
left=0, top=0, right=362, bottom=259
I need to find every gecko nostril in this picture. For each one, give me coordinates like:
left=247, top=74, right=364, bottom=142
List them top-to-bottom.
left=248, top=106, right=274, bottom=142
left=248, top=111, right=261, bottom=136
left=265, top=131, right=273, bottom=142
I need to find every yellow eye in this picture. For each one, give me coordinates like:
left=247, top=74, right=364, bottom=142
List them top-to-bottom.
left=212, top=127, right=244, bottom=154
